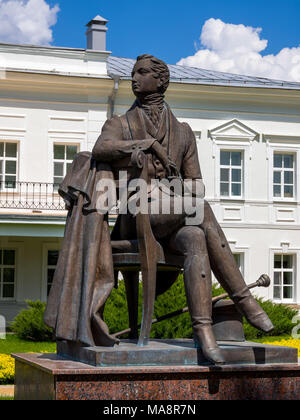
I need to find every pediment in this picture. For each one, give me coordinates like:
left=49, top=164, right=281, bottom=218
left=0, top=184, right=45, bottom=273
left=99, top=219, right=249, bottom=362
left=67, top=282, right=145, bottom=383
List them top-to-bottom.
left=209, top=120, right=259, bottom=141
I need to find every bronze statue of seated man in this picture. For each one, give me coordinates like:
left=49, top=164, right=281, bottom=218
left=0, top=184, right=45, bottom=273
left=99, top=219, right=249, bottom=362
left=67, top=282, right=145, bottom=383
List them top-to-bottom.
left=91, top=54, right=274, bottom=365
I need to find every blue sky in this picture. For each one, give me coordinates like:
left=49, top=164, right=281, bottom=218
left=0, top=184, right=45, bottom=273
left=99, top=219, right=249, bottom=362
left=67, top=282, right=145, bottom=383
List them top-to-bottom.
left=0, top=0, right=299, bottom=81
left=48, top=0, right=299, bottom=64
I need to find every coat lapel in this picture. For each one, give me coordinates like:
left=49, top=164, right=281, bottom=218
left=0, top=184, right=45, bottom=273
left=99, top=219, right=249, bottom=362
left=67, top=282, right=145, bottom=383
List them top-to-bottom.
left=126, top=104, right=148, bottom=140
left=168, top=108, right=182, bottom=165
left=155, top=109, right=167, bottom=143
left=141, top=111, right=157, bottom=139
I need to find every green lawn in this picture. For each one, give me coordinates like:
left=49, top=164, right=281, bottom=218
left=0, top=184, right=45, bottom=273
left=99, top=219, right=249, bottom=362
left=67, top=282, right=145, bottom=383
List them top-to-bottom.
left=0, top=334, right=56, bottom=355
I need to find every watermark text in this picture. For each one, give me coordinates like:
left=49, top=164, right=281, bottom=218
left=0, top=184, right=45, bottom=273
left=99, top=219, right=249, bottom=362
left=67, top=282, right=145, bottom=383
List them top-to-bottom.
left=96, top=172, right=205, bottom=226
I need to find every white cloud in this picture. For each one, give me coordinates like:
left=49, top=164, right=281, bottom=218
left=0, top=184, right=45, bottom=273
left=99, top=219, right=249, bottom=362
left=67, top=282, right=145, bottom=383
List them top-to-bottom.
left=0, top=0, right=59, bottom=45
left=177, top=18, right=300, bottom=82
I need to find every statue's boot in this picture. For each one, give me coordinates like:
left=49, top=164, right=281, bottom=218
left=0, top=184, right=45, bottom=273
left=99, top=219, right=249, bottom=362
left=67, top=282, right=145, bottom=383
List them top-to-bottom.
left=203, top=203, right=274, bottom=333
left=174, top=227, right=226, bottom=365
left=185, top=253, right=226, bottom=365
left=230, top=286, right=274, bottom=333
left=193, top=322, right=226, bottom=365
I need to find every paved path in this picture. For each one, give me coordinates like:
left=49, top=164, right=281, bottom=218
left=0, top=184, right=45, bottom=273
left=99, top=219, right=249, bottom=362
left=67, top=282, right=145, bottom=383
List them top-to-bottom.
left=0, top=386, right=14, bottom=398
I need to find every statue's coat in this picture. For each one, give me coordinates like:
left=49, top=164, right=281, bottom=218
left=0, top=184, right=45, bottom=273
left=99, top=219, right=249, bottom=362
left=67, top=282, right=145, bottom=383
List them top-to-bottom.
left=44, top=152, right=118, bottom=347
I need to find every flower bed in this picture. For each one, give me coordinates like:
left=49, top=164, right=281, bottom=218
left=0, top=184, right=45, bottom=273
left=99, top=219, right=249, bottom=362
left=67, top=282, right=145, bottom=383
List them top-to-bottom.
left=262, top=339, right=300, bottom=357
left=0, top=355, right=14, bottom=385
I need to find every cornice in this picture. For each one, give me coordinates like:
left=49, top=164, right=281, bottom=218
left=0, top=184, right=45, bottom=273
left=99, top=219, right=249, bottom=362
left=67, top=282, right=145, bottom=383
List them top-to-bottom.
left=0, top=43, right=111, bottom=61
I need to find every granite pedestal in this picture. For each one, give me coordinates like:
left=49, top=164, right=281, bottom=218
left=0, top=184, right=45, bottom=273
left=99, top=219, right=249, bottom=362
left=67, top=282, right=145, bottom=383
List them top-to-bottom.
left=13, top=339, right=300, bottom=400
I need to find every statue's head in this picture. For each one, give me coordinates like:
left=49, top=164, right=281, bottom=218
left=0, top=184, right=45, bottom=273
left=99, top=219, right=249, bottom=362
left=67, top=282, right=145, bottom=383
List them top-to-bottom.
left=131, top=54, right=170, bottom=97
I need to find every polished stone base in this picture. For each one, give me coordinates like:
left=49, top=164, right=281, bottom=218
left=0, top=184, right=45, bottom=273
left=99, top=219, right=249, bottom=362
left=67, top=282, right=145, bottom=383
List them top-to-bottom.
left=57, top=339, right=298, bottom=367
left=13, top=352, right=300, bottom=400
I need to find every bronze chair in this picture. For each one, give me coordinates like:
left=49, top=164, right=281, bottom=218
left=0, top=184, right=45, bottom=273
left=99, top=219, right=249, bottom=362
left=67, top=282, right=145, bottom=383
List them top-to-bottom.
left=110, top=150, right=184, bottom=346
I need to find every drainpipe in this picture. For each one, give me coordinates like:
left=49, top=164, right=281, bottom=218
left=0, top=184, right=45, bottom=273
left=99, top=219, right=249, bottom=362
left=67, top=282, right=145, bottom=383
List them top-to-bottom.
left=107, top=74, right=120, bottom=118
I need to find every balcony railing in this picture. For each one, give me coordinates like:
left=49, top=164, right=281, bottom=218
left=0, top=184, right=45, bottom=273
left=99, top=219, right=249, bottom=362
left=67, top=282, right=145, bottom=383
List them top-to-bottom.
left=0, top=182, right=66, bottom=211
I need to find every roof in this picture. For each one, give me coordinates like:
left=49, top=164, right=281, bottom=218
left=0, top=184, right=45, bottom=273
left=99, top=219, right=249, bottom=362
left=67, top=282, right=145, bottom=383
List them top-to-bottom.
left=87, top=15, right=108, bottom=26
left=0, top=40, right=299, bottom=91
left=107, top=56, right=300, bottom=91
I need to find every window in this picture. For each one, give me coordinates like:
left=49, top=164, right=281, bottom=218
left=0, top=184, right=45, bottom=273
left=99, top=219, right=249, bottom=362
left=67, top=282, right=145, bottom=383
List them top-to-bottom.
left=193, top=131, right=201, bottom=141
left=0, top=142, right=18, bottom=189
left=53, top=144, right=78, bottom=188
left=220, top=151, right=243, bottom=198
left=273, top=153, right=295, bottom=199
left=0, top=250, right=16, bottom=300
left=47, top=250, right=59, bottom=297
left=233, top=253, right=244, bottom=276
left=273, top=254, right=295, bottom=301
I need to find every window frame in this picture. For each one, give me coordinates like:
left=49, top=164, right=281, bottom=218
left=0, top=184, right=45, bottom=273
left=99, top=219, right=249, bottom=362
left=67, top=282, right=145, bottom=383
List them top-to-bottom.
left=0, top=141, right=19, bottom=191
left=266, top=141, right=300, bottom=203
left=53, top=143, right=79, bottom=188
left=214, top=143, right=250, bottom=201
left=220, top=150, right=244, bottom=199
left=273, top=152, right=296, bottom=201
left=42, top=243, right=61, bottom=302
left=0, top=248, right=16, bottom=302
left=46, top=250, right=59, bottom=298
left=233, top=252, right=245, bottom=277
left=273, top=253, right=296, bottom=303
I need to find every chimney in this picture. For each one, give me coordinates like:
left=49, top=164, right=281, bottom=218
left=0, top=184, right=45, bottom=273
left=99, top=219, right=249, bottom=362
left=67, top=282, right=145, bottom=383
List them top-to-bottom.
left=86, top=15, right=108, bottom=51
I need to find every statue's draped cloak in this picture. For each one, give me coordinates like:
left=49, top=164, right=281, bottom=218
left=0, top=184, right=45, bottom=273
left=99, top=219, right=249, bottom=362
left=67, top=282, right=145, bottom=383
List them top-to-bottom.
left=44, top=152, right=119, bottom=347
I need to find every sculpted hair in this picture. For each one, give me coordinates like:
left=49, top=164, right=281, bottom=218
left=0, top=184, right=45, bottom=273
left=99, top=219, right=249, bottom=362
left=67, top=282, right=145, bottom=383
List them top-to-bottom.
left=135, top=54, right=170, bottom=94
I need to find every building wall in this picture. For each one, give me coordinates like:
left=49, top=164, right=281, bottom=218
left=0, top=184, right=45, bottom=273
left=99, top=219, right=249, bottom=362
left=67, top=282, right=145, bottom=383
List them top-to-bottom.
left=0, top=236, right=62, bottom=322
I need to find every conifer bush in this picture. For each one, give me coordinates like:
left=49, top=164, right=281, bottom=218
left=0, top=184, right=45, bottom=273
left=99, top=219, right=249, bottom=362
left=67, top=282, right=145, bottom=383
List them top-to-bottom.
left=104, top=276, right=298, bottom=341
left=104, top=276, right=226, bottom=339
left=10, top=279, right=298, bottom=343
left=243, top=298, right=298, bottom=340
left=11, top=301, right=53, bottom=342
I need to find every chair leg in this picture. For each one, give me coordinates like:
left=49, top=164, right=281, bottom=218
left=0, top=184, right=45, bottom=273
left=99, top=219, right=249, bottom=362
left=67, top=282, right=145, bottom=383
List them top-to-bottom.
left=136, top=211, right=159, bottom=347
left=138, top=262, right=157, bottom=347
left=123, top=271, right=139, bottom=340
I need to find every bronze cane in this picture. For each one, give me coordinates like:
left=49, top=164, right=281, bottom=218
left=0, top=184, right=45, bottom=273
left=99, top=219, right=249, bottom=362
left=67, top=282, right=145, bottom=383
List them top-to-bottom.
left=113, top=274, right=271, bottom=338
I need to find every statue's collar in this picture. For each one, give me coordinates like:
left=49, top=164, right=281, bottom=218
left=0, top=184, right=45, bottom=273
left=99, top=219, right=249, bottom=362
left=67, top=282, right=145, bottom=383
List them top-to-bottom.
left=136, top=93, right=165, bottom=109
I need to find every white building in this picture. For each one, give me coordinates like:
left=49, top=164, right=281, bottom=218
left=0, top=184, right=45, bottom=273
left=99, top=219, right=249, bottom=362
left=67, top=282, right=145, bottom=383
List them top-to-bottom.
left=0, top=16, right=299, bottom=323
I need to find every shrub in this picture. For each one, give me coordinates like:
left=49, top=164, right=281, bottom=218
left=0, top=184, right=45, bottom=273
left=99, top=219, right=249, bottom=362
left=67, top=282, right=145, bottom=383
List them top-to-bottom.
left=104, top=276, right=298, bottom=341
left=104, top=276, right=225, bottom=339
left=151, top=279, right=225, bottom=339
left=11, top=281, right=296, bottom=343
left=104, top=281, right=132, bottom=335
left=243, top=298, right=298, bottom=340
left=11, top=301, right=53, bottom=342
left=0, top=354, right=14, bottom=385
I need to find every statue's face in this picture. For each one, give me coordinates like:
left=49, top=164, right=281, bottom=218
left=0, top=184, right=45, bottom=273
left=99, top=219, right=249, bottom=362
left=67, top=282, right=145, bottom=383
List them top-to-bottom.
left=131, top=59, right=162, bottom=96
